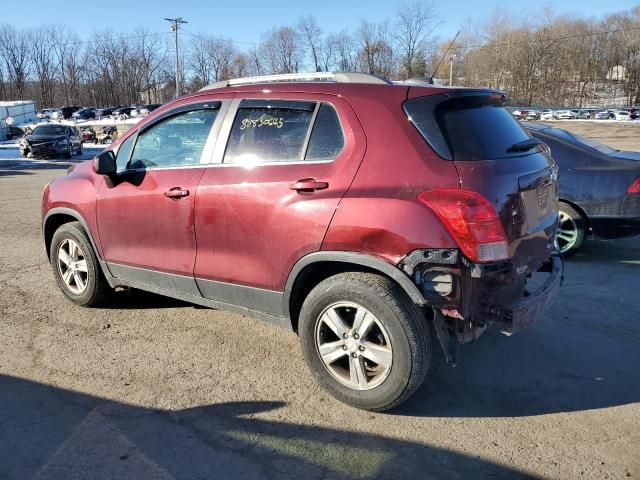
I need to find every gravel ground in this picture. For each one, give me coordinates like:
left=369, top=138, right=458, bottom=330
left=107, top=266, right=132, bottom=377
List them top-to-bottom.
left=0, top=127, right=639, bottom=479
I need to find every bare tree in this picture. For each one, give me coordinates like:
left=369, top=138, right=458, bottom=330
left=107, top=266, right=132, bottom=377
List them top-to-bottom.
left=394, top=0, right=441, bottom=78
left=298, top=16, right=323, bottom=71
left=356, top=20, right=395, bottom=77
left=0, top=26, right=31, bottom=99
left=260, top=26, right=303, bottom=74
left=327, top=31, right=358, bottom=71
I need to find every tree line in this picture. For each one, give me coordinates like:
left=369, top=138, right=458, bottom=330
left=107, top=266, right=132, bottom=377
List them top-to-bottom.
left=1, top=2, right=638, bottom=109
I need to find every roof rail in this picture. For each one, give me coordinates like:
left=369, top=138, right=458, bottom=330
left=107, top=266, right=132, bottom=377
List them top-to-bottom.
left=199, top=71, right=390, bottom=91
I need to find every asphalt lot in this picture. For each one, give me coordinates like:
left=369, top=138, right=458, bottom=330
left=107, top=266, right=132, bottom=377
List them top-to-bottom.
left=1, top=130, right=639, bottom=479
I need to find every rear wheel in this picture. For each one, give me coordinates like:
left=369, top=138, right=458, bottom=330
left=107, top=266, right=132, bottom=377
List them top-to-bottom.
left=64, top=144, right=73, bottom=158
left=556, top=202, right=586, bottom=256
left=50, top=222, right=110, bottom=306
left=299, top=272, right=431, bottom=411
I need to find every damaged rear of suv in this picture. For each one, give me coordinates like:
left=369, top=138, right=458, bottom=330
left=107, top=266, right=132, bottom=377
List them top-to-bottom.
left=42, top=73, right=561, bottom=411
left=401, top=90, right=561, bottom=364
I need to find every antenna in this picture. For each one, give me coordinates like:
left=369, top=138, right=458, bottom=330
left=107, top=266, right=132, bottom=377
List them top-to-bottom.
left=429, top=30, right=461, bottom=84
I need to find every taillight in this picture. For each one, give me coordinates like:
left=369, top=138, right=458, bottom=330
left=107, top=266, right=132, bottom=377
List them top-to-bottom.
left=627, top=177, right=640, bottom=195
left=418, top=189, right=510, bottom=263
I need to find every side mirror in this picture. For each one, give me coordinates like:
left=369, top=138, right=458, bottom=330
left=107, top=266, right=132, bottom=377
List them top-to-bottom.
left=94, top=150, right=117, bottom=175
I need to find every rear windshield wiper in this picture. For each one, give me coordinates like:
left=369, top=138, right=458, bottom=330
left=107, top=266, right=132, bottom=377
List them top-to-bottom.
left=507, top=138, right=542, bottom=153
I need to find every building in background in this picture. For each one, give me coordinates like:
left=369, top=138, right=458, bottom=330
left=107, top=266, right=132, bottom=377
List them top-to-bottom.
left=0, top=101, right=37, bottom=140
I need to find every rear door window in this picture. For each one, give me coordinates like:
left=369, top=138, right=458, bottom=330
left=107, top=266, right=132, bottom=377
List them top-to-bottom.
left=404, top=93, right=534, bottom=160
left=224, top=100, right=315, bottom=165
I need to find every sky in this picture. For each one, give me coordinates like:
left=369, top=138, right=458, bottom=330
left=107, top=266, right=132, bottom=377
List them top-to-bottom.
left=2, top=0, right=638, bottom=45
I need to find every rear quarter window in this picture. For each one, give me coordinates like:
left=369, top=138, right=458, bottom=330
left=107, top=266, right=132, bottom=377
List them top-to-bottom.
left=405, top=94, right=533, bottom=161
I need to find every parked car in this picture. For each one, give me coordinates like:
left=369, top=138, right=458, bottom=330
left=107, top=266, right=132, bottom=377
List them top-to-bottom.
left=42, top=72, right=562, bottom=411
left=138, top=103, right=162, bottom=116
left=52, top=106, right=82, bottom=120
left=112, top=106, right=133, bottom=118
left=95, top=107, right=118, bottom=118
left=72, top=108, right=96, bottom=121
left=629, top=108, right=640, bottom=120
left=37, top=109, right=58, bottom=120
left=540, top=109, right=554, bottom=120
left=521, top=110, right=540, bottom=121
left=553, top=110, right=576, bottom=120
left=575, top=110, right=591, bottom=119
left=594, top=110, right=611, bottom=120
left=609, top=110, right=631, bottom=121
left=527, top=123, right=640, bottom=255
left=19, top=124, right=82, bottom=158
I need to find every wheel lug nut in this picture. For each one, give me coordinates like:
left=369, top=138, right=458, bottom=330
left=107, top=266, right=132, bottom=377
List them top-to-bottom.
left=343, top=333, right=348, bottom=339
left=353, top=333, right=359, bottom=339
left=342, top=345, right=347, bottom=350
left=359, top=346, right=365, bottom=351
left=351, top=353, right=357, bottom=358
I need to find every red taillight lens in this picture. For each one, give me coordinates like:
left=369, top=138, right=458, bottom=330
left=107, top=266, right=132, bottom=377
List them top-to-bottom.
left=627, top=177, right=640, bottom=195
left=418, top=189, right=510, bottom=263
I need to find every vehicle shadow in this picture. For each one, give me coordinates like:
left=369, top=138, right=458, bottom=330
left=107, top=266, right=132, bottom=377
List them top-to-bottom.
left=569, top=237, right=640, bottom=266
left=99, top=288, right=189, bottom=310
left=0, top=374, right=533, bottom=479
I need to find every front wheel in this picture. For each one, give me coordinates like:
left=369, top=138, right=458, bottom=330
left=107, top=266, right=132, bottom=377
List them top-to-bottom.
left=556, top=202, right=587, bottom=256
left=50, top=222, right=111, bottom=306
left=299, top=272, right=431, bottom=411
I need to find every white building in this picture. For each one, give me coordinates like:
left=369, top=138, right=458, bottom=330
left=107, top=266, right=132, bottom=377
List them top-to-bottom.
left=0, top=101, right=37, bottom=140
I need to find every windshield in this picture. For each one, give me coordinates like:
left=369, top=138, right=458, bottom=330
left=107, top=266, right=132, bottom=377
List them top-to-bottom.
left=32, top=125, right=67, bottom=136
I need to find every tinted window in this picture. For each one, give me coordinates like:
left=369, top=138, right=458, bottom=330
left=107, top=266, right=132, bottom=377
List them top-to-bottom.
left=405, top=94, right=533, bottom=160
left=224, top=101, right=314, bottom=165
left=305, top=103, right=344, bottom=161
left=128, top=109, right=218, bottom=169
left=115, top=134, right=136, bottom=171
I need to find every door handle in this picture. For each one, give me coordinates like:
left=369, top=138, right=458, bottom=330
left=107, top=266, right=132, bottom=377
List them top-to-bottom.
left=290, top=178, right=329, bottom=192
left=164, top=187, right=190, bottom=199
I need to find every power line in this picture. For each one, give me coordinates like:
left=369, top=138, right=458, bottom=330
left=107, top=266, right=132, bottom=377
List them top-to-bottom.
left=181, top=29, right=262, bottom=47
left=45, top=31, right=172, bottom=48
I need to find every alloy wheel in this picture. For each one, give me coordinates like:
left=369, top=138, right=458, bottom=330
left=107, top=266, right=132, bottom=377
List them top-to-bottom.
left=556, top=210, right=579, bottom=254
left=57, top=239, right=89, bottom=294
left=315, top=302, right=393, bottom=390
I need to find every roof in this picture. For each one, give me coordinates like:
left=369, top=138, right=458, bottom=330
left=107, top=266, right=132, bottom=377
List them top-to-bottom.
left=199, top=72, right=391, bottom=91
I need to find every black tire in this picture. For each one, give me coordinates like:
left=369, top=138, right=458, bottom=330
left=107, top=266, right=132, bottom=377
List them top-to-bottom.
left=76, top=143, right=83, bottom=155
left=64, top=144, right=72, bottom=158
left=557, top=202, right=587, bottom=256
left=50, top=222, right=110, bottom=307
left=299, top=272, right=431, bottom=411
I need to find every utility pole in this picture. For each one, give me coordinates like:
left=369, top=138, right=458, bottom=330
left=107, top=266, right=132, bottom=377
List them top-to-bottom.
left=165, top=17, right=188, bottom=98
left=449, top=54, right=457, bottom=87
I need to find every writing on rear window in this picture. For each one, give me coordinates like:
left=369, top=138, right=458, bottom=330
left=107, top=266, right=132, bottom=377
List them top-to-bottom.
left=240, top=116, right=284, bottom=129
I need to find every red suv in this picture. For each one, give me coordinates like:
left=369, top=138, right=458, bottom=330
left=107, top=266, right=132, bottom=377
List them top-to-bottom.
left=42, top=72, right=562, bottom=411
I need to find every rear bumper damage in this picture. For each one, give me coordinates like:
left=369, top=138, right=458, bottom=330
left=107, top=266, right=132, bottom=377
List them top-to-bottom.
left=400, top=250, right=563, bottom=364
left=496, top=255, right=562, bottom=335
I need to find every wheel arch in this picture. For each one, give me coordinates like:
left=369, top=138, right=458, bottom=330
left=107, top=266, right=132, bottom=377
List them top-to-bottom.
left=559, top=198, right=591, bottom=233
left=43, top=208, right=102, bottom=261
left=284, top=251, right=427, bottom=333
